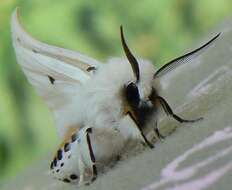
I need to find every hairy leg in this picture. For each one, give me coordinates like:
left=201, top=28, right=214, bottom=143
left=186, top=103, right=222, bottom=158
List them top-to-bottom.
left=156, top=96, right=203, bottom=123
left=127, top=112, right=154, bottom=149
left=153, top=120, right=166, bottom=140
left=85, top=128, right=98, bottom=182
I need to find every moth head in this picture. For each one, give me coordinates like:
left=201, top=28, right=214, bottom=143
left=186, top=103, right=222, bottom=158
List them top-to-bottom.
left=120, top=26, right=157, bottom=126
left=120, top=26, right=141, bottom=107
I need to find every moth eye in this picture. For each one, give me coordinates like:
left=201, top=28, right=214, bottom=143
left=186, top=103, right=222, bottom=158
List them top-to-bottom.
left=125, top=82, right=140, bottom=106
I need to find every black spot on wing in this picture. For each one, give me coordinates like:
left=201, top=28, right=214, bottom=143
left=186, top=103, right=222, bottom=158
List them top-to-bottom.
left=86, top=66, right=96, bottom=72
left=48, top=75, right=55, bottom=84
left=71, top=133, right=77, bottom=142
left=64, top=143, right=71, bottom=152
left=57, top=149, right=63, bottom=160
left=53, top=158, right=57, bottom=167
left=50, top=161, right=54, bottom=169
left=70, top=174, right=78, bottom=180
left=63, top=178, right=71, bottom=183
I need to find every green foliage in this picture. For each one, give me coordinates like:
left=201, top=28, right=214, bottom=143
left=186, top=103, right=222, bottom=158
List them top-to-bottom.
left=0, top=0, right=231, bottom=181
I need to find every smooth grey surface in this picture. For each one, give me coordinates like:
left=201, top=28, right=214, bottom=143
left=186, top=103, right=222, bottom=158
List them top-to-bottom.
left=2, top=24, right=232, bottom=190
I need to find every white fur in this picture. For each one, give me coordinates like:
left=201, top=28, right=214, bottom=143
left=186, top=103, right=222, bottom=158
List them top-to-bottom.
left=11, top=8, right=160, bottom=185
left=54, top=57, right=157, bottom=138
left=84, top=58, right=155, bottom=129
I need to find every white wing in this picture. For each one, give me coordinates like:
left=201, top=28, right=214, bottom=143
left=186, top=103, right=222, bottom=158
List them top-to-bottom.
left=11, top=8, right=102, bottom=137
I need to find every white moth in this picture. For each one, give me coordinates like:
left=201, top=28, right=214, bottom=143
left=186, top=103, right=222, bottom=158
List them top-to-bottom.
left=11, top=8, right=220, bottom=186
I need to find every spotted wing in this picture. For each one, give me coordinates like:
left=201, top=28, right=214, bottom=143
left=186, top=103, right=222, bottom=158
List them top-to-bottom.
left=11, top=8, right=102, bottom=137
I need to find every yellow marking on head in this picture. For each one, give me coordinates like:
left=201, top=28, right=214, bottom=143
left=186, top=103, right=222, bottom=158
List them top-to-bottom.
left=123, top=101, right=139, bottom=124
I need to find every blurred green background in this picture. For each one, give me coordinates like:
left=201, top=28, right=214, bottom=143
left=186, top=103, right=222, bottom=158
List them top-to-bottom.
left=0, top=0, right=232, bottom=183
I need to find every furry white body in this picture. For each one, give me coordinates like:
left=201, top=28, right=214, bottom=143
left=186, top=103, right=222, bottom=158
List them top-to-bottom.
left=11, top=7, right=220, bottom=186
left=11, top=8, right=159, bottom=185
left=57, top=58, right=157, bottom=138
left=49, top=59, right=158, bottom=184
left=50, top=126, right=127, bottom=184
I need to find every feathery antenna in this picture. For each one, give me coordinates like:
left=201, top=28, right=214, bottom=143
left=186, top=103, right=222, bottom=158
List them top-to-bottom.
left=120, top=26, right=140, bottom=82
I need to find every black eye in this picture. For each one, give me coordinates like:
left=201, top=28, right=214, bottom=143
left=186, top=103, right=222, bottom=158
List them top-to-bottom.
left=125, top=82, right=140, bottom=106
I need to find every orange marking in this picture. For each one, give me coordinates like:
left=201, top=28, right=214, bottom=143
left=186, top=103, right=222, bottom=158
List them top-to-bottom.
left=123, top=102, right=138, bottom=123
left=52, top=125, right=80, bottom=160
left=59, top=126, right=79, bottom=148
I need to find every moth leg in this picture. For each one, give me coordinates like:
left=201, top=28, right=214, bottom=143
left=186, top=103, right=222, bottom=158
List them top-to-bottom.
left=156, top=96, right=203, bottom=123
left=127, top=112, right=154, bottom=149
left=153, top=120, right=166, bottom=140
left=85, top=128, right=98, bottom=183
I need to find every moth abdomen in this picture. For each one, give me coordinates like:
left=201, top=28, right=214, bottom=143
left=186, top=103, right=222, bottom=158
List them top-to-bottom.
left=50, top=130, right=81, bottom=184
